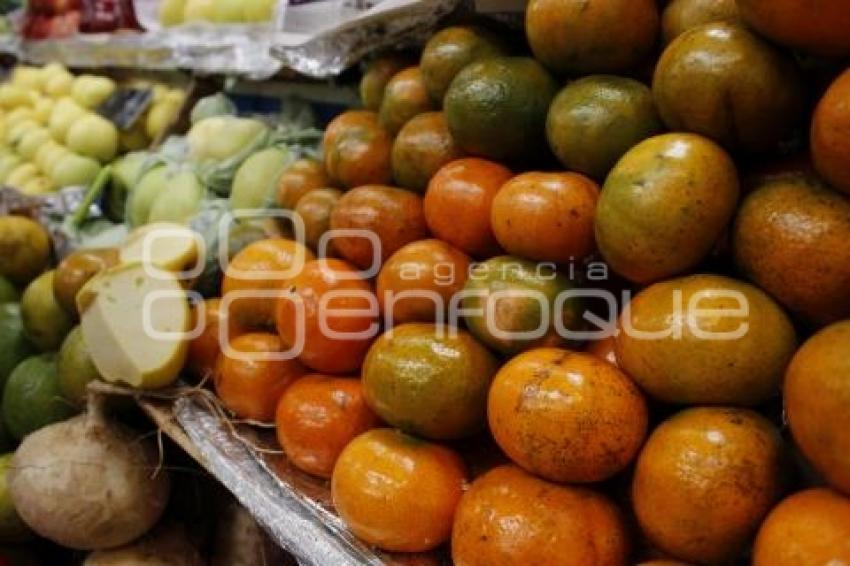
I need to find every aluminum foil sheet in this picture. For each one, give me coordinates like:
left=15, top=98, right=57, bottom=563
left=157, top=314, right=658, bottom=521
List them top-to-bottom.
left=271, top=0, right=460, bottom=78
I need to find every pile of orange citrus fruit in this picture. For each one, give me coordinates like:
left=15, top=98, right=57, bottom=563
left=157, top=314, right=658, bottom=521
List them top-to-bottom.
left=190, top=0, right=850, bottom=563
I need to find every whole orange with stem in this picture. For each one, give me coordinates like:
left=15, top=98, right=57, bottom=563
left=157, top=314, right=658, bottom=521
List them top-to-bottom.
left=526, top=0, right=659, bottom=75
left=737, top=0, right=850, bottom=57
left=378, top=67, right=435, bottom=135
left=812, top=69, right=850, bottom=196
left=323, top=110, right=393, bottom=189
left=391, top=112, right=464, bottom=193
left=276, top=158, right=331, bottom=211
left=424, top=158, right=512, bottom=258
left=491, top=171, right=600, bottom=263
left=329, top=185, right=429, bottom=270
left=221, top=238, right=315, bottom=330
left=376, top=239, right=470, bottom=324
left=275, top=258, right=378, bottom=375
left=186, top=298, right=246, bottom=382
left=784, top=320, right=850, bottom=495
left=215, top=332, right=307, bottom=422
left=488, top=348, right=648, bottom=483
left=275, top=375, right=380, bottom=479
left=632, top=407, right=785, bottom=564
left=331, top=428, right=467, bottom=553
left=452, top=465, right=630, bottom=566
left=753, top=488, right=850, bottom=565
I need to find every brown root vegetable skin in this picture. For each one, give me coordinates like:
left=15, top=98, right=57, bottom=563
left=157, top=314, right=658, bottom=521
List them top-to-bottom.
left=8, top=401, right=170, bottom=550
left=83, top=523, right=204, bottom=566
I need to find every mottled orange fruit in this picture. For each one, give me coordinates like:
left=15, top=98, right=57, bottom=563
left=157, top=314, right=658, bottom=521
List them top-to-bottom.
left=526, top=0, right=658, bottom=75
left=661, top=0, right=740, bottom=44
left=737, top=0, right=850, bottom=57
left=653, top=22, right=804, bottom=155
left=360, top=55, right=410, bottom=111
left=378, top=67, right=436, bottom=135
left=812, top=69, right=850, bottom=196
left=324, top=111, right=393, bottom=189
left=391, top=112, right=464, bottom=193
left=595, top=133, right=739, bottom=284
left=424, top=157, right=512, bottom=258
left=276, top=158, right=330, bottom=211
left=491, top=171, right=600, bottom=263
left=733, top=174, right=850, bottom=326
left=329, top=185, right=429, bottom=270
left=293, top=188, right=343, bottom=252
left=221, top=239, right=315, bottom=330
left=376, top=239, right=470, bottom=324
left=275, top=259, right=378, bottom=376
left=615, top=274, right=796, bottom=406
left=785, top=320, right=850, bottom=495
left=362, top=323, right=498, bottom=440
left=215, top=333, right=307, bottom=422
left=585, top=335, right=619, bottom=367
left=488, top=348, right=648, bottom=483
left=275, top=375, right=380, bottom=479
left=632, top=407, right=785, bottom=564
left=331, top=429, right=467, bottom=553
left=452, top=465, right=630, bottom=566
left=753, top=488, right=850, bottom=566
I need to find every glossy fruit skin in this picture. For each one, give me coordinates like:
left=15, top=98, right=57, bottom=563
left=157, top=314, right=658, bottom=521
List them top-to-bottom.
left=526, top=0, right=659, bottom=75
left=661, top=0, right=739, bottom=44
left=737, top=0, right=850, bottom=57
left=653, top=22, right=804, bottom=155
left=420, top=26, right=508, bottom=104
left=360, top=56, right=410, bottom=111
left=444, top=57, right=557, bottom=163
left=378, top=67, right=435, bottom=135
left=812, top=69, right=850, bottom=196
left=546, top=76, right=662, bottom=180
left=324, top=111, right=393, bottom=189
left=391, top=112, right=464, bottom=193
left=595, top=133, right=739, bottom=284
left=276, top=158, right=330, bottom=212
left=424, top=158, right=512, bottom=258
left=491, top=172, right=600, bottom=263
left=732, top=175, right=850, bottom=326
left=329, top=185, right=429, bottom=270
left=294, top=188, right=343, bottom=252
left=0, top=216, right=50, bottom=285
left=221, top=239, right=315, bottom=330
left=376, top=239, right=470, bottom=324
left=53, top=248, right=120, bottom=319
left=462, top=256, right=583, bottom=355
left=275, top=259, right=378, bottom=375
left=616, top=274, right=796, bottom=405
left=187, top=298, right=245, bottom=382
left=785, top=321, right=850, bottom=494
left=362, top=323, right=498, bottom=440
left=214, top=333, right=307, bottom=422
left=586, top=335, right=619, bottom=367
left=489, top=348, right=648, bottom=483
left=275, top=375, right=380, bottom=479
left=632, top=407, right=785, bottom=565
left=331, top=428, right=467, bottom=553
left=451, top=465, right=630, bottom=566
left=753, top=488, right=850, bottom=566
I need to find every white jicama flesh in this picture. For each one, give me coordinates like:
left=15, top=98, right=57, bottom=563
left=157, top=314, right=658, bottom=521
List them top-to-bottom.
left=77, top=262, right=190, bottom=390
left=8, top=398, right=171, bottom=550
